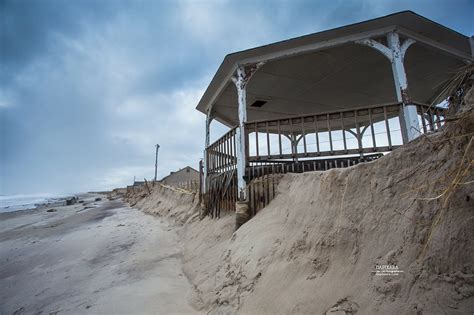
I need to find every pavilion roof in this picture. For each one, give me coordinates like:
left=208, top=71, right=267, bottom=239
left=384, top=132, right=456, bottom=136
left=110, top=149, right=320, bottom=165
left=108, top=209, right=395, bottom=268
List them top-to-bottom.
left=196, top=11, right=472, bottom=127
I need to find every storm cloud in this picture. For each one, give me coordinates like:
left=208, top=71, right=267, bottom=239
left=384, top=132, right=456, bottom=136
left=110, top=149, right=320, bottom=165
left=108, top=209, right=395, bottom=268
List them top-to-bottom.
left=1, top=0, right=472, bottom=194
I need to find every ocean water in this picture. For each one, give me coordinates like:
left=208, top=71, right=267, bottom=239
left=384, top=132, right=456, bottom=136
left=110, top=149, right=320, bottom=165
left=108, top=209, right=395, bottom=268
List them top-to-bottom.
left=0, top=194, right=68, bottom=213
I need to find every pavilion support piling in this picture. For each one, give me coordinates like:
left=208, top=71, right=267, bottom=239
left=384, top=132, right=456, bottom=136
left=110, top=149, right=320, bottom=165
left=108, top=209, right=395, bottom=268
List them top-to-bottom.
left=356, top=31, right=417, bottom=143
left=387, top=32, right=418, bottom=143
left=232, top=63, right=263, bottom=228
left=202, top=109, right=213, bottom=214
left=291, top=134, right=299, bottom=163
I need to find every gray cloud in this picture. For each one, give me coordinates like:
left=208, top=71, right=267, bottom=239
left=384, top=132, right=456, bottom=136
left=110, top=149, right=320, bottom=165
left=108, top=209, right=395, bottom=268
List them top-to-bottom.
left=1, top=0, right=472, bottom=194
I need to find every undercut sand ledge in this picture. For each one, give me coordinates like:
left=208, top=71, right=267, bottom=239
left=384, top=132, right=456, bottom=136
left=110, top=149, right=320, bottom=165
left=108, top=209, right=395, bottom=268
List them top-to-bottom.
left=125, top=100, right=474, bottom=314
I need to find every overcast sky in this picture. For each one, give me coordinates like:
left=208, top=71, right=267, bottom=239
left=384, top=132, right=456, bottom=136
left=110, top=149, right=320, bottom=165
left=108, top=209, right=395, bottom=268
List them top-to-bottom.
left=1, top=0, right=472, bottom=195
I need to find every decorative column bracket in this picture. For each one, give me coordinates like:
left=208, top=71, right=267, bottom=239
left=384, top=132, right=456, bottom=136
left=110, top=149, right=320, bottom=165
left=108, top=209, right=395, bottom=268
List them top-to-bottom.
left=356, top=32, right=418, bottom=143
left=231, top=62, right=264, bottom=201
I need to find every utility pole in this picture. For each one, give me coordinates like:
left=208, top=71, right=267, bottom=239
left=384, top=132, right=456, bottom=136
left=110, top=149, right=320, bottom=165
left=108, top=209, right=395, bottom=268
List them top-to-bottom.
left=154, top=144, right=160, bottom=182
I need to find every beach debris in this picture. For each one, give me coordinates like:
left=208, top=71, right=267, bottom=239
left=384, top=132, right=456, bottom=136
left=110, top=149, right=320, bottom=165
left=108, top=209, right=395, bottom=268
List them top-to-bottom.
left=144, top=178, right=151, bottom=195
left=66, top=196, right=78, bottom=205
left=46, top=209, right=57, bottom=212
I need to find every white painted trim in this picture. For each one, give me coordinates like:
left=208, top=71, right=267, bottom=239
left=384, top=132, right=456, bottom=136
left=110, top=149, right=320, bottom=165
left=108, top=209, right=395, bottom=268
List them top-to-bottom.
left=202, top=25, right=471, bottom=116
left=239, top=26, right=396, bottom=66
left=396, top=26, right=473, bottom=62
left=203, top=27, right=395, bottom=115
left=356, top=31, right=420, bottom=143
left=386, top=32, right=419, bottom=143
left=355, top=38, right=392, bottom=59
left=400, top=38, right=416, bottom=59
left=232, top=63, right=264, bottom=201
left=204, top=64, right=237, bottom=114
left=233, top=67, right=248, bottom=201
left=203, top=110, right=213, bottom=194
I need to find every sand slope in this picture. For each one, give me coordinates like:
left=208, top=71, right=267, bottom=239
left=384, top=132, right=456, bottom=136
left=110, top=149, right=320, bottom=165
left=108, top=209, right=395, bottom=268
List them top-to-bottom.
left=127, top=103, right=474, bottom=314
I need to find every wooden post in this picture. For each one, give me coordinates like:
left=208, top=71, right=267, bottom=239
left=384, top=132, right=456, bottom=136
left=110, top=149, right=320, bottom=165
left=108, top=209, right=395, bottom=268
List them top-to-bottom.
left=356, top=32, right=417, bottom=143
left=387, top=32, right=418, bottom=143
left=231, top=63, right=264, bottom=202
left=203, top=109, right=212, bottom=195
left=154, top=144, right=160, bottom=183
left=199, top=160, right=203, bottom=203
left=144, top=178, right=151, bottom=195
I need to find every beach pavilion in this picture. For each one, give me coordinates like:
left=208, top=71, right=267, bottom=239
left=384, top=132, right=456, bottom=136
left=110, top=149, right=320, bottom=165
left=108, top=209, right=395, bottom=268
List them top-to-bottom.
left=196, top=11, right=473, bottom=218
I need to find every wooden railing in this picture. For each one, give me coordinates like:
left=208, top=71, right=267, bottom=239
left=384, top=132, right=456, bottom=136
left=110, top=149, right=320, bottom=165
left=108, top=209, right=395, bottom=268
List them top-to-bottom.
left=203, top=102, right=447, bottom=218
left=413, top=102, right=446, bottom=134
left=245, top=103, right=446, bottom=161
left=204, top=127, right=238, bottom=217
left=206, top=127, right=237, bottom=174
left=246, top=154, right=382, bottom=214
left=172, top=180, right=200, bottom=192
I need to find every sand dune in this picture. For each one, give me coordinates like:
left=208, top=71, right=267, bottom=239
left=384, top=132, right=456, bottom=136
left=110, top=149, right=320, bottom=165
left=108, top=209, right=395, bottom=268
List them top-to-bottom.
left=125, top=99, right=474, bottom=314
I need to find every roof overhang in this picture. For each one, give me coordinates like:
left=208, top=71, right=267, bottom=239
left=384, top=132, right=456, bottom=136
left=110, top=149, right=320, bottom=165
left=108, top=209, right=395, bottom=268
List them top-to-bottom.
left=196, top=11, right=473, bottom=128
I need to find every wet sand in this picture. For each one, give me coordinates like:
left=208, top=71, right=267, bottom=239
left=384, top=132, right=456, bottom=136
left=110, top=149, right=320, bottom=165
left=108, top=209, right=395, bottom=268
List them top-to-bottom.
left=0, top=195, right=200, bottom=314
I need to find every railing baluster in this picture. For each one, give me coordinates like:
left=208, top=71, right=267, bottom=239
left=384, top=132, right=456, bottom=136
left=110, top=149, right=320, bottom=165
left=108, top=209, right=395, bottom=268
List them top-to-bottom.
left=418, top=105, right=427, bottom=134
left=383, top=106, right=392, bottom=149
left=428, top=107, right=434, bottom=131
left=369, top=108, right=376, bottom=150
left=435, top=108, right=442, bottom=129
left=355, top=110, right=363, bottom=155
left=340, top=112, right=347, bottom=153
left=327, top=114, right=333, bottom=154
left=314, top=116, right=320, bottom=155
left=301, top=117, right=307, bottom=155
left=289, top=118, right=296, bottom=158
left=277, top=119, right=282, bottom=157
left=266, top=121, right=270, bottom=158
left=255, top=123, right=259, bottom=158
left=245, top=126, right=250, bottom=163
left=233, top=129, right=237, bottom=165
left=225, top=132, right=230, bottom=171
left=227, top=132, right=231, bottom=169
left=221, top=137, right=224, bottom=171
left=220, top=138, right=223, bottom=172
left=215, top=142, right=218, bottom=172
left=271, top=164, right=276, bottom=198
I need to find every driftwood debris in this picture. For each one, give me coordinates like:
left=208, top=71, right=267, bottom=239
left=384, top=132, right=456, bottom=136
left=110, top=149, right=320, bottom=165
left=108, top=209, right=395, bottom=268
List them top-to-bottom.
left=144, top=178, right=151, bottom=195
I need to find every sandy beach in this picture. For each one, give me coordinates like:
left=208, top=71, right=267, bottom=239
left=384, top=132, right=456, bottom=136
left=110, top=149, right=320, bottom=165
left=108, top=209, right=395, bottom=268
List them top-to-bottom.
left=0, top=195, right=200, bottom=314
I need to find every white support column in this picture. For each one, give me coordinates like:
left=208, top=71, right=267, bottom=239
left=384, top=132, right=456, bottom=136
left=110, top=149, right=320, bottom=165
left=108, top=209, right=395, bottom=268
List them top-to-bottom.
left=356, top=32, right=417, bottom=143
left=387, top=32, right=418, bottom=143
left=231, top=63, right=264, bottom=201
left=202, top=109, right=213, bottom=194
left=291, top=134, right=299, bottom=162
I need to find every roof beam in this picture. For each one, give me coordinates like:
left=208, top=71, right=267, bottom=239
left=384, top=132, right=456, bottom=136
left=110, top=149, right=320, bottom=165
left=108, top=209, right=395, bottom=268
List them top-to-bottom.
left=202, top=25, right=471, bottom=115
left=239, top=26, right=396, bottom=66
left=396, top=26, right=473, bottom=62
left=355, top=38, right=392, bottom=59
left=204, top=64, right=237, bottom=114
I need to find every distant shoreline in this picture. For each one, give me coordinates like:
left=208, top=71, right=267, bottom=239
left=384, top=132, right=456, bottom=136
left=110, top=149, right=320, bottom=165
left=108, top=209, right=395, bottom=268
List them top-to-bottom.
left=0, top=192, right=105, bottom=214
